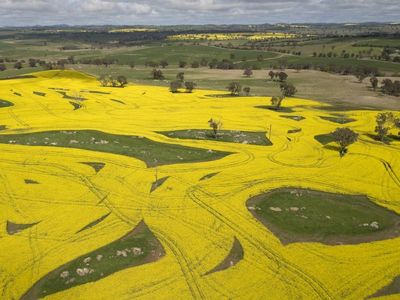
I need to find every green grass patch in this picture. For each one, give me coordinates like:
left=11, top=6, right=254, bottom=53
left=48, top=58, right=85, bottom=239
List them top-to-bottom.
left=33, top=91, right=46, bottom=97
left=56, top=91, right=87, bottom=101
left=0, top=99, right=14, bottom=108
left=320, top=115, right=356, bottom=124
left=288, top=128, right=302, bottom=134
left=160, top=129, right=272, bottom=146
left=0, top=130, right=231, bottom=167
left=314, top=133, right=335, bottom=145
left=80, top=162, right=105, bottom=173
left=200, top=172, right=219, bottom=181
left=150, top=176, right=169, bottom=193
left=24, top=179, right=39, bottom=184
left=247, top=188, right=400, bottom=245
left=76, top=213, right=111, bottom=234
left=6, top=220, right=39, bottom=235
left=21, top=221, right=165, bottom=300
left=204, top=237, right=243, bottom=275
left=370, top=276, right=400, bottom=298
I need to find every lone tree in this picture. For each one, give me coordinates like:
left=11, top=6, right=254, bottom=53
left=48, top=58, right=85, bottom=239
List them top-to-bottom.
left=160, top=60, right=169, bottom=68
left=14, top=61, right=23, bottom=69
left=178, top=61, right=187, bottom=68
left=191, top=61, right=200, bottom=68
left=243, top=68, right=253, bottom=77
left=151, top=69, right=164, bottom=80
left=268, top=70, right=275, bottom=81
left=176, top=72, right=185, bottom=81
left=278, top=72, right=288, bottom=82
left=356, top=72, right=367, bottom=83
left=99, top=75, right=109, bottom=87
left=117, top=75, right=128, bottom=87
left=370, top=76, right=378, bottom=90
left=169, top=81, right=182, bottom=93
left=184, top=81, right=196, bottom=93
left=227, top=82, right=242, bottom=96
left=280, top=82, right=297, bottom=98
left=270, top=83, right=297, bottom=110
left=243, top=87, right=251, bottom=96
left=271, top=96, right=284, bottom=109
left=375, top=112, right=394, bottom=142
left=394, top=117, right=400, bottom=136
left=208, top=118, right=222, bottom=138
left=331, top=127, right=358, bottom=157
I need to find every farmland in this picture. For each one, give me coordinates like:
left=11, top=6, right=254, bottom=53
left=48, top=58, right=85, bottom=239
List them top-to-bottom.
left=0, top=69, right=399, bottom=299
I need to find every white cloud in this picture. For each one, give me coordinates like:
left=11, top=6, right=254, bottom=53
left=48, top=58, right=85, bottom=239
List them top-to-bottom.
left=0, top=0, right=398, bottom=26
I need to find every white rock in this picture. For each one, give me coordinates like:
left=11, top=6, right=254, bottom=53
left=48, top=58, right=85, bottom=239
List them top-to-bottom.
left=269, top=207, right=282, bottom=212
left=370, top=221, right=379, bottom=229
left=132, top=247, right=143, bottom=256
left=83, top=257, right=91, bottom=264
left=60, top=271, right=69, bottom=279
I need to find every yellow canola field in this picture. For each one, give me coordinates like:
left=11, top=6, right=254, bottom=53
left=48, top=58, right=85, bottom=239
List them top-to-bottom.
left=167, top=32, right=297, bottom=41
left=0, top=70, right=399, bottom=300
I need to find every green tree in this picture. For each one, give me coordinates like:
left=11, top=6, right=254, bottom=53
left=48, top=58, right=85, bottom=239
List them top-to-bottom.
left=160, top=60, right=169, bottom=68
left=14, top=61, right=23, bottom=69
left=191, top=61, right=200, bottom=68
left=243, top=68, right=253, bottom=77
left=151, top=69, right=164, bottom=80
left=268, top=70, right=275, bottom=81
left=278, top=71, right=288, bottom=82
left=176, top=72, right=185, bottom=81
left=99, top=75, right=109, bottom=87
left=117, top=75, right=128, bottom=87
left=370, top=76, right=378, bottom=90
left=169, top=81, right=182, bottom=93
left=184, top=81, right=196, bottom=93
left=227, top=82, right=242, bottom=96
left=280, top=82, right=297, bottom=97
left=243, top=87, right=251, bottom=96
left=270, top=96, right=284, bottom=109
left=375, top=112, right=394, bottom=142
left=208, top=118, right=222, bottom=138
left=331, top=127, right=359, bottom=157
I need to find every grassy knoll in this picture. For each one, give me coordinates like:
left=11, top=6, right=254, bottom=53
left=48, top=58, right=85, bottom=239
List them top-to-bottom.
left=101, top=44, right=279, bottom=65
left=159, top=129, right=272, bottom=146
left=0, top=130, right=231, bottom=167
left=247, top=188, right=400, bottom=245
left=21, top=221, right=165, bottom=300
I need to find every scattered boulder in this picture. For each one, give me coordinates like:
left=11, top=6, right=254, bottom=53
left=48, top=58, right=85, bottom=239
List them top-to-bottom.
left=270, top=207, right=282, bottom=212
left=83, top=257, right=91, bottom=264
left=60, top=271, right=69, bottom=279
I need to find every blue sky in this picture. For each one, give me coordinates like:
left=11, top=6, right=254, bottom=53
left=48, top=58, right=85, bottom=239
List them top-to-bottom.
left=0, top=0, right=399, bottom=26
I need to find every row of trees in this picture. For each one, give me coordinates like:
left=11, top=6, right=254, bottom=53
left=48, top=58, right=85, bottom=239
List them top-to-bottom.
left=99, top=75, right=128, bottom=87
left=226, top=82, right=251, bottom=96
left=375, top=112, right=400, bottom=142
